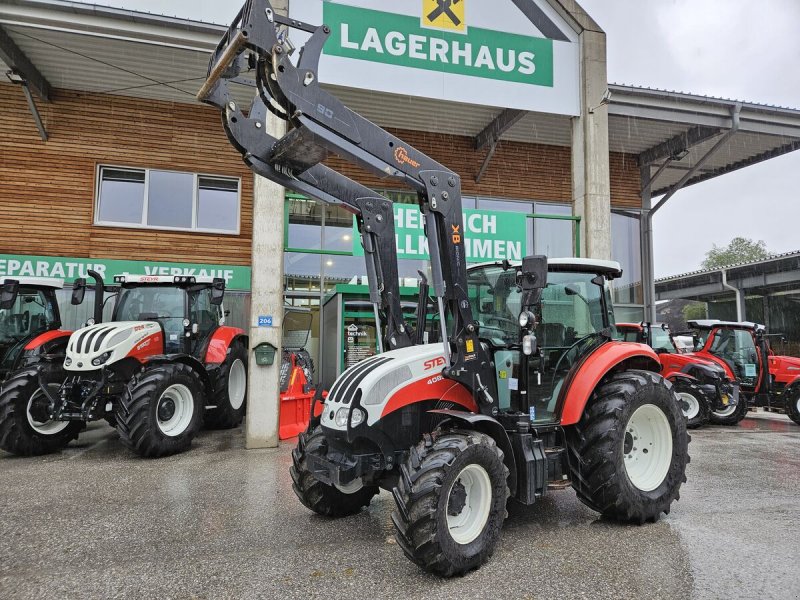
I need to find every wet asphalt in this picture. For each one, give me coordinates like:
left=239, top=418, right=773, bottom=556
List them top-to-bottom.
left=0, top=413, right=798, bottom=600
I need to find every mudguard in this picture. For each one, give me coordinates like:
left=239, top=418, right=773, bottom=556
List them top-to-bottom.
left=204, top=326, right=247, bottom=364
left=24, top=330, right=72, bottom=351
left=559, top=341, right=661, bottom=426
left=428, top=409, right=518, bottom=498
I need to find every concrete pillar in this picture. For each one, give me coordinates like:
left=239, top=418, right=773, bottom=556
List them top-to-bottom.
left=571, top=29, right=611, bottom=260
left=245, top=112, right=287, bottom=450
left=640, top=165, right=657, bottom=323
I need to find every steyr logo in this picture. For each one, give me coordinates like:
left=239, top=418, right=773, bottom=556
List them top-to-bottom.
left=422, top=0, right=466, bottom=33
left=424, top=356, right=447, bottom=370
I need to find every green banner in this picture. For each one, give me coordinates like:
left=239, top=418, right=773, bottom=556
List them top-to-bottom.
left=324, top=3, right=554, bottom=87
left=353, top=206, right=526, bottom=262
left=0, top=254, right=252, bottom=290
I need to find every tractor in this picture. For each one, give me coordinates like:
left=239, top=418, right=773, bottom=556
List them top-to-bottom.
left=198, top=0, right=689, bottom=576
left=0, top=272, right=248, bottom=457
left=0, top=277, right=73, bottom=383
left=687, top=320, right=800, bottom=425
left=616, top=322, right=740, bottom=428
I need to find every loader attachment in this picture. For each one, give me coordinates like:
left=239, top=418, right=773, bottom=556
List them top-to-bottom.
left=198, top=0, right=498, bottom=409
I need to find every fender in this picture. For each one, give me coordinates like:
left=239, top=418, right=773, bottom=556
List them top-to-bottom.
left=204, top=326, right=247, bottom=364
left=24, top=329, right=72, bottom=351
left=559, top=341, right=661, bottom=426
left=143, top=353, right=214, bottom=396
left=666, top=372, right=697, bottom=384
left=783, top=375, right=800, bottom=397
left=381, top=378, right=478, bottom=418
left=428, top=409, right=517, bottom=498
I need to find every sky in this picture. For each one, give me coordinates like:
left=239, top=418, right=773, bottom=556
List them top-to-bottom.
left=93, top=0, right=800, bottom=277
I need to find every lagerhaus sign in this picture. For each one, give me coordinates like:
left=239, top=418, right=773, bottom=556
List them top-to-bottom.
left=289, top=1, right=580, bottom=114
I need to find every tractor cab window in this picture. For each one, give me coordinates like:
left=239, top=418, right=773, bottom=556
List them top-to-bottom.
left=467, top=265, right=521, bottom=347
left=115, top=286, right=186, bottom=353
left=0, top=287, right=58, bottom=342
left=188, top=287, right=221, bottom=343
left=650, top=327, right=676, bottom=354
left=616, top=328, right=641, bottom=343
left=709, top=328, right=760, bottom=384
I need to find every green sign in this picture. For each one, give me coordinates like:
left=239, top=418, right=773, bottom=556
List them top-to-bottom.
left=324, top=3, right=554, bottom=87
left=353, top=206, right=526, bottom=262
left=0, top=254, right=252, bottom=290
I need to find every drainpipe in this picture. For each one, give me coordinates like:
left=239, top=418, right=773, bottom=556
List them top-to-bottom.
left=720, top=268, right=745, bottom=321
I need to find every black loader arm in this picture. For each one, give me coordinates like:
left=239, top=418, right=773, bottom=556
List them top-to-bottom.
left=197, top=0, right=498, bottom=410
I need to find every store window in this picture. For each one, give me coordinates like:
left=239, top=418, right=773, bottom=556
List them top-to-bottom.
left=95, top=166, right=240, bottom=234
left=611, top=210, right=643, bottom=305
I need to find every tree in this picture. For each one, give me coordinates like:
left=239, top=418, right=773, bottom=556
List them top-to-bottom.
left=701, top=237, right=771, bottom=270
left=682, top=302, right=707, bottom=322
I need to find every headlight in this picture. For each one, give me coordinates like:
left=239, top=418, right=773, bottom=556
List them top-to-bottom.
left=519, top=311, right=534, bottom=327
left=182, top=318, right=191, bottom=327
left=522, top=334, right=537, bottom=356
left=91, top=351, right=112, bottom=367
left=64, top=357, right=72, bottom=367
left=334, top=407, right=349, bottom=428
left=350, top=408, right=365, bottom=427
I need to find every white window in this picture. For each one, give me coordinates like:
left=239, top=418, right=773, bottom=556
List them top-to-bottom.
left=95, top=166, right=241, bottom=234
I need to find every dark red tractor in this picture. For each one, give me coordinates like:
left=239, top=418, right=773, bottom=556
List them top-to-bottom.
left=687, top=320, right=800, bottom=426
left=616, top=322, right=740, bottom=428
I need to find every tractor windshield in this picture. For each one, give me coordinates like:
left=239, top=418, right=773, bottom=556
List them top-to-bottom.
left=0, top=287, right=59, bottom=374
left=650, top=326, right=676, bottom=354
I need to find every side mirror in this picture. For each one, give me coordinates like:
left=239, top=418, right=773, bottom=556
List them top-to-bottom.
left=520, top=255, right=547, bottom=290
left=210, top=277, right=225, bottom=306
left=71, top=278, right=86, bottom=305
left=0, top=279, right=19, bottom=310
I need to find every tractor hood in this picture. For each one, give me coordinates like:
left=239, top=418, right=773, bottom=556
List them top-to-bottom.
left=64, top=321, right=162, bottom=372
left=663, top=352, right=728, bottom=379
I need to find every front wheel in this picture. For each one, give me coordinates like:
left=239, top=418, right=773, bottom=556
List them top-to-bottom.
left=204, top=341, right=247, bottom=430
left=116, top=363, right=205, bottom=458
left=0, top=368, right=83, bottom=456
left=566, top=370, right=689, bottom=524
left=673, top=380, right=710, bottom=429
left=784, top=388, right=800, bottom=426
left=708, top=393, right=749, bottom=425
left=290, top=427, right=378, bottom=516
left=391, top=430, right=509, bottom=577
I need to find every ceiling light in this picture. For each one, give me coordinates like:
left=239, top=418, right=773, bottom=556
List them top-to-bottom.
left=5, top=70, right=25, bottom=84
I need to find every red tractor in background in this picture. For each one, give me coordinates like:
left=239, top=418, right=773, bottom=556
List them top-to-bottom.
left=0, top=272, right=248, bottom=457
left=0, top=278, right=73, bottom=384
left=687, top=320, right=800, bottom=426
left=616, top=322, right=740, bottom=428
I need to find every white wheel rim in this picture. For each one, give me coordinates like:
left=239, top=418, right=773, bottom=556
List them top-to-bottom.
left=228, top=359, right=246, bottom=410
left=156, top=384, right=194, bottom=437
left=26, top=386, right=69, bottom=435
left=678, top=392, right=700, bottom=420
left=795, top=396, right=799, bottom=415
left=713, top=403, right=737, bottom=418
left=623, top=404, right=673, bottom=492
left=446, top=464, right=492, bottom=545
left=334, top=478, right=364, bottom=494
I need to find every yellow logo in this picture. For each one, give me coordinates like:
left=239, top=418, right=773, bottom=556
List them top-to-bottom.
left=422, top=0, right=466, bottom=33
left=465, top=339, right=474, bottom=353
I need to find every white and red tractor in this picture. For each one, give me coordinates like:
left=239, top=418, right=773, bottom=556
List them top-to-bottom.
left=0, top=273, right=248, bottom=457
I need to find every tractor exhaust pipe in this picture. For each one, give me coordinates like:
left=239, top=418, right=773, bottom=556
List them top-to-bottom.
left=87, top=270, right=105, bottom=325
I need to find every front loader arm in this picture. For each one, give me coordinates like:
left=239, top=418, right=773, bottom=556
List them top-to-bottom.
left=198, top=0, right=497, bottom=409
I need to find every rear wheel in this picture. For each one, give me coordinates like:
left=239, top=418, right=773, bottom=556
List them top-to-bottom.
left=204, top=341, right=247, bottom=430
left=116, top=363, right=204, bottom=458
left=0, top=368, right=82, bottom=456
left=566, top=370, right=689, bottom=524
left=673, top=380, right=710, bottom=429
left=783, top=388, right=800, bottom=426
left=708, top=393, right=749, bottom=425
left=290, top=427, right=378, bottom=516
left=391, top=430, right=509, bottom=577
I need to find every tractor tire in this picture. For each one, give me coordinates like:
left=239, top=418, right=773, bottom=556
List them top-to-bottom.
left=204, top=341, right=247, bottom=430
left=116, top=363, right=204, bottom=458
left=0, top=368, right=82, bottom=456
left=566, top=370, right=689, bottom=524
left=672, top=379, right=710, bottom=429
left=786, top=388, right=800, bottom=426
left=708, top=393, right=749, bottom=426
left=290, top=427, right=378, bottom=517
left=391, top=429, right=510, bottom=577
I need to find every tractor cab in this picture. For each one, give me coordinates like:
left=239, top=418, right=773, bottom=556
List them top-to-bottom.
left=468, top=258, right=624, bottom=423
left=0, top=277, right=66, bottom=380
left=687, top=320, right=767, bottom=393
left=616, top=322, right=678, bottom=354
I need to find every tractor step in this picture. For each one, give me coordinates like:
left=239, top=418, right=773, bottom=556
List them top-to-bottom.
left=269, top=125, right=329, bottom=173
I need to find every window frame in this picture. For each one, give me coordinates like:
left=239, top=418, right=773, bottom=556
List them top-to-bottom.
left=94, top=164, right=242, bottom=235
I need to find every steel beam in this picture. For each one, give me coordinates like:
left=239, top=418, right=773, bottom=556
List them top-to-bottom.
left=0, top=25, right=50, bottom=101
left=20, top=82, right=47, bottom=140
left=474, top=108, right=525, bottom=150
left=637, top=125, right=721, bottom=166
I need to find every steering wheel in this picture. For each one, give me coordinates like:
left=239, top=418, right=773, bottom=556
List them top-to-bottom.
left=20, top=310, right=30, bottom=331
left=552, top=333, right=596, bottom=376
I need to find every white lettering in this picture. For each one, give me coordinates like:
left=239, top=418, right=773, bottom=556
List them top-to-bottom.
left=341, top=23, right=359, bottom=49
left=361, top=27, right=384, bottom=53
left=385, top=31, right=406, bottom=56
left=408, top=34, right=426, bottom=60
left=429, top=38, right=449, bottom=63
left=452, top=41, right=472, bottom=66
left=474, top=46, right=495, bottom=70
left=496, top=48, right=516, bottom=73
left=518, top=52, right=536, bottom=75
left=484, top=215, right=496, bottom=235
left=493, top=240, right=506, bottom=260
left=507, top=242, right=522, bottom=261
left=0, top=259, right=5, bottom=275
left=8, top=260, right=20, bottom=274
left=20, top=261, right=34, bottom=276
left=36, top=261, right=49, bottom=277
left=51, top=262, right=65, bottom=278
